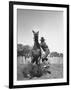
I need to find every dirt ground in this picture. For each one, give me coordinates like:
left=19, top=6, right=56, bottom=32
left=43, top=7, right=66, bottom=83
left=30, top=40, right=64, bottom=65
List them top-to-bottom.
left=17, top=56, right=63, bottom=80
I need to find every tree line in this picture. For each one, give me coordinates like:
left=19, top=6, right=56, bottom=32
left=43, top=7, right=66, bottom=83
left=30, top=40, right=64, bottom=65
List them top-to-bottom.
left=17, top=44, right=63, bottom=58
left=17, top=44, right=32, bottom=57
left=49, top=52, right=63, bottom=57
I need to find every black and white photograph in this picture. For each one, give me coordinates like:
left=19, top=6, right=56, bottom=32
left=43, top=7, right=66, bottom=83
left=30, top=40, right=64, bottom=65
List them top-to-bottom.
left=9, top=1, right=69, bottom=88
left=17, top=8, right=64, bottom=80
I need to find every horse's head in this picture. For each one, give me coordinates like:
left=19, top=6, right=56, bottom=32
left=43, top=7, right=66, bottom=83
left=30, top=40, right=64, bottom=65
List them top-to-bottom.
left=32, top=30, right=39, bottom=41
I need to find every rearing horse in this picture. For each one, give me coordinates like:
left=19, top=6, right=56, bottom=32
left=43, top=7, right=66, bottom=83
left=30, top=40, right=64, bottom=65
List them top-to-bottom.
left=31, top=30, right=41, bottom=65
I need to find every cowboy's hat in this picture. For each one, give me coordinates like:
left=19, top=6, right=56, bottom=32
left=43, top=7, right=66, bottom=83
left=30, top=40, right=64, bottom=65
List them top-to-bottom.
left=40, top=37, right=45, bottom=41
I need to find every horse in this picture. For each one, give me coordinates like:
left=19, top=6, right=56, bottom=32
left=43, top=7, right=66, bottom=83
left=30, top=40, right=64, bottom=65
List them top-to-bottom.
left=31, top=30, right=41, bottom=65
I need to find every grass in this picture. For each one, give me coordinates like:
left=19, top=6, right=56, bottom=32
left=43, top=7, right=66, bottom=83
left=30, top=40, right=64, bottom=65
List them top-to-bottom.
left=17, top=56, right=63, bottom=80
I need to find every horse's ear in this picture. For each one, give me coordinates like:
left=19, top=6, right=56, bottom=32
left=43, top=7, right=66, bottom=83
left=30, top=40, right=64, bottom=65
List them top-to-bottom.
left=32, top=30, right=35, bottom=34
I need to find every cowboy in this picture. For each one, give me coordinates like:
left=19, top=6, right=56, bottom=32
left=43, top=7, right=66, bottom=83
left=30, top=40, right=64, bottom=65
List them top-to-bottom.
left=40, top=37, right=50, bottom=62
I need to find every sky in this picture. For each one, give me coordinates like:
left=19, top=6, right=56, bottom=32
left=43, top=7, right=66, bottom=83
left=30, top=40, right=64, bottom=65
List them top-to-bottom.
left=17, top=9, right=64, bottom=53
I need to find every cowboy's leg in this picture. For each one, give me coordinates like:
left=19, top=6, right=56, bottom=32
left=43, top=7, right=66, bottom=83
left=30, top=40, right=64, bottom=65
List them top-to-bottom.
left=42, top=48, right=49, bottom=62
left=43, top=51, right=48, bottom=60
left=41, top=52, right=48, bottom=63
left=42, top=54, right=45, bottom=62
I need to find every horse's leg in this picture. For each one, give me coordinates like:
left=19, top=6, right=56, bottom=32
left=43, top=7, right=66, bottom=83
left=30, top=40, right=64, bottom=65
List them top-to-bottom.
left=38, top=51, right=41, bottom=64
left=31, top=57, right=35, bottom=64
left=36, top=57, right=39, bottom=65
left=38, top=57, right=41, bottom=64
left=42, top=58, right=45, bottom=62
left=36, top=60, right=38, bottom=64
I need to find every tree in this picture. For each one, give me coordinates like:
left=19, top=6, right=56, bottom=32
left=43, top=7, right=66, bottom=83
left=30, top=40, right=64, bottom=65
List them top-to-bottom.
left=17, top=44, right=24, bottom=56
left=17, top=44, right=32, bottom=59
left=23, top=45, right=32, bottom=59
left=50, top=52, right=59, bottom=57
left=59, top=53, right=63, bottom=57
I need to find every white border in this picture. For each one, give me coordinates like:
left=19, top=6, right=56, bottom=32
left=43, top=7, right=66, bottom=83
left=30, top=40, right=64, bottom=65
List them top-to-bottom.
left=13, top=5, right=67, bottom=85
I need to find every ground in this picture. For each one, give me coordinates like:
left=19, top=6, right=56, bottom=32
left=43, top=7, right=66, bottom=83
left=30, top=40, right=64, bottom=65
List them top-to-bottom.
left=17, top=56, right=63, bottom=80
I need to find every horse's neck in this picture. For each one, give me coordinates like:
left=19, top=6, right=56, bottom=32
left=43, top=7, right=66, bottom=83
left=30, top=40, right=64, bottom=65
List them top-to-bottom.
left=33, top=41, right=40, bottom=49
